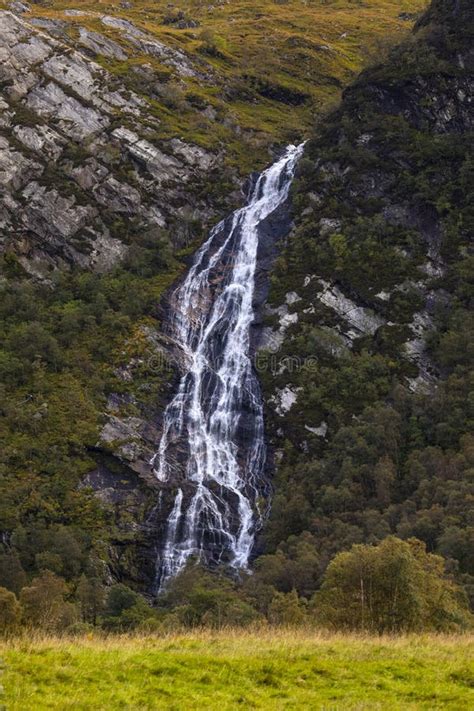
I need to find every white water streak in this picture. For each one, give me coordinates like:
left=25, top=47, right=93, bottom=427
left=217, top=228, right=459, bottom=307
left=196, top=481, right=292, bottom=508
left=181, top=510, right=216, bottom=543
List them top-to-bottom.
left=153, top=144, right=305, bottom=590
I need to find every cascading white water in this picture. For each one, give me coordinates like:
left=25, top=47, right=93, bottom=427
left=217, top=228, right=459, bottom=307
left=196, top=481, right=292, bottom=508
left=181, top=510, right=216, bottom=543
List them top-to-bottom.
left=152, top=144, right=305, bottom=591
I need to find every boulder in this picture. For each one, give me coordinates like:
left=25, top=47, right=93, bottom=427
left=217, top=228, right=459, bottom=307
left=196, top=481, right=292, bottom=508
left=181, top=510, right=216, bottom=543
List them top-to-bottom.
left=8, top=1, right=30, bottom=14
left=26, top=81, right=109, bottom=139
left=13, top=124, right=64, bottom=160
left=0, top=137, right=42, bottom=189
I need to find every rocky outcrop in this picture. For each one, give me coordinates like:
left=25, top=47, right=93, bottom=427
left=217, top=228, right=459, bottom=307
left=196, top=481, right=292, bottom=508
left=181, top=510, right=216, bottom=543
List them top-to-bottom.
left=0, top=11, right=225, bottom=277
left=100, top=15, right=202, bottom=78
left=78, top=27, right=128, bottom=61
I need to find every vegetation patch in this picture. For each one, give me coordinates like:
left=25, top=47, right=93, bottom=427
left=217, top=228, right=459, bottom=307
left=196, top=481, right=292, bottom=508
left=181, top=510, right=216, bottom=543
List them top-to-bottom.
left=0, top=631, right=473, bottom=710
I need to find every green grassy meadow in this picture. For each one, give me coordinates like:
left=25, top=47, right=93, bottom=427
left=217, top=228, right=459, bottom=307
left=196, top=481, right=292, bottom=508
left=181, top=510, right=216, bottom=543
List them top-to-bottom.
left=1, top=630, right=473, bottom=710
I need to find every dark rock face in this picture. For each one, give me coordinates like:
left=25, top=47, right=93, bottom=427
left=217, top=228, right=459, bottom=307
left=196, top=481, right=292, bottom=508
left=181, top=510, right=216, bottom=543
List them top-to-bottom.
left=342, top=0, right=474, bottom=137
left=418, top=0, right=474, bottom=36
left=352, top=75, right=473, bottom=135
left=251, top=199, right=297, bottom=349
left=79, top=461, right=158, bottom=589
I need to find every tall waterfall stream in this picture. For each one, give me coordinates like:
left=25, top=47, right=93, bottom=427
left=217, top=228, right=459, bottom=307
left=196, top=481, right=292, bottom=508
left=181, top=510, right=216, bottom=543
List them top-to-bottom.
left=152, top=144, right=304, bottom=591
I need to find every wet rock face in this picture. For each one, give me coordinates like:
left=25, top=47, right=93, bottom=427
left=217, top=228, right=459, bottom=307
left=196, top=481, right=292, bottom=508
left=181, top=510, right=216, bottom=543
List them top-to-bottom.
left=0, top=11, right=223, bottom=277
left=146, top=147, right=304, bottom=590
left=251, top=197, right=298, bottom=354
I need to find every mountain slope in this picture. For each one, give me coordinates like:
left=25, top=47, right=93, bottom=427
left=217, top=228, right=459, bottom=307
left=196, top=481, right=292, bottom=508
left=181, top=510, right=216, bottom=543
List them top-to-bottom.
left=0, top=0, right=427, bottom=170
left=0, top=0, right=465, bottom=629
left=2, top=0, right=472, bottom=615
left=259, top=0, right=473, bottom=604
left=0, top=1, right=427, bottom=594
left=0, top=10, right=236, bottom=277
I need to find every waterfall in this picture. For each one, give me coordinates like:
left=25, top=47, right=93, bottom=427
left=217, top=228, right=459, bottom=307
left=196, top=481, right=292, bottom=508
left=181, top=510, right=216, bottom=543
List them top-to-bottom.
left=152, top=143, right=305, bottom=591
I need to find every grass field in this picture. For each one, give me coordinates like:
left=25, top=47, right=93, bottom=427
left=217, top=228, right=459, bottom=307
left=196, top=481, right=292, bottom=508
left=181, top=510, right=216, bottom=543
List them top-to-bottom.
left=1, top=630, right=473, bottom=710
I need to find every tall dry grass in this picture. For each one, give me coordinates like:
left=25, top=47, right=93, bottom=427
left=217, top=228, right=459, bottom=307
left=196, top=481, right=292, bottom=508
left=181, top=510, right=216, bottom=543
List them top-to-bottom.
left=2, top=626, right=473, bottom=652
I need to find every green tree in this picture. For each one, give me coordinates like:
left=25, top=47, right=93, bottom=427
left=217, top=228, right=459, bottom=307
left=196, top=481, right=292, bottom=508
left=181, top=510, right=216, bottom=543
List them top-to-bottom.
left=6, top=322, right=62, bottom=370
left=251, top=532, right=321, bottom=598
left=312, top=537, right=472, bottom=633
left=0, top=551, right=27, bottom=595
left=35, top=552, right=64, bottom=576
left=160, top=564, right=260, bottom=628
left=76, top=575, right=106, bottom=625
left=102, top=584, right=156, bottom=631
left=104, top=584, right=141, bottom=618
left=0, top=587, right=21, bottom=635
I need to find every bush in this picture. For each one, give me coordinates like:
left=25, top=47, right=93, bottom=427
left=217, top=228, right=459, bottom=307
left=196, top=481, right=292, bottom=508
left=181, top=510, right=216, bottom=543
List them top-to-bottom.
left=0, top=552, right=27, bottom=596
left=159, top=565, right=261, bottom=628
left=20, top=570, right=78, bottom=632
left=76, top=575, right=105, bottom=626
left=104, top=583, right=141, bottom=618
left=101, top=584, right=157, bottom=631
left=268, top=590, right=307, bottom=626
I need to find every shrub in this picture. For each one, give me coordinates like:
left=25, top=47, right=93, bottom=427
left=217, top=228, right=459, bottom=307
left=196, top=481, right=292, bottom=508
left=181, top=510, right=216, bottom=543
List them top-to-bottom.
left=20, top=570, right=78, bottom=632
left=0, top=587, right=21, bottom=635
left=268, top=590, right=307, bottom=626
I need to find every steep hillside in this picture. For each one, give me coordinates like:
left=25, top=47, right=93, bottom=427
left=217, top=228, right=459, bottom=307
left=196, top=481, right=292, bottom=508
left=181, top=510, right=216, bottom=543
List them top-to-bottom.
left=0, top=0, right=427, bottom=171
left=259, top=0, right=473, bottom=604
left=0, top=1, right=426, bottom=594
left=0, top=10, right=238, bottom=277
